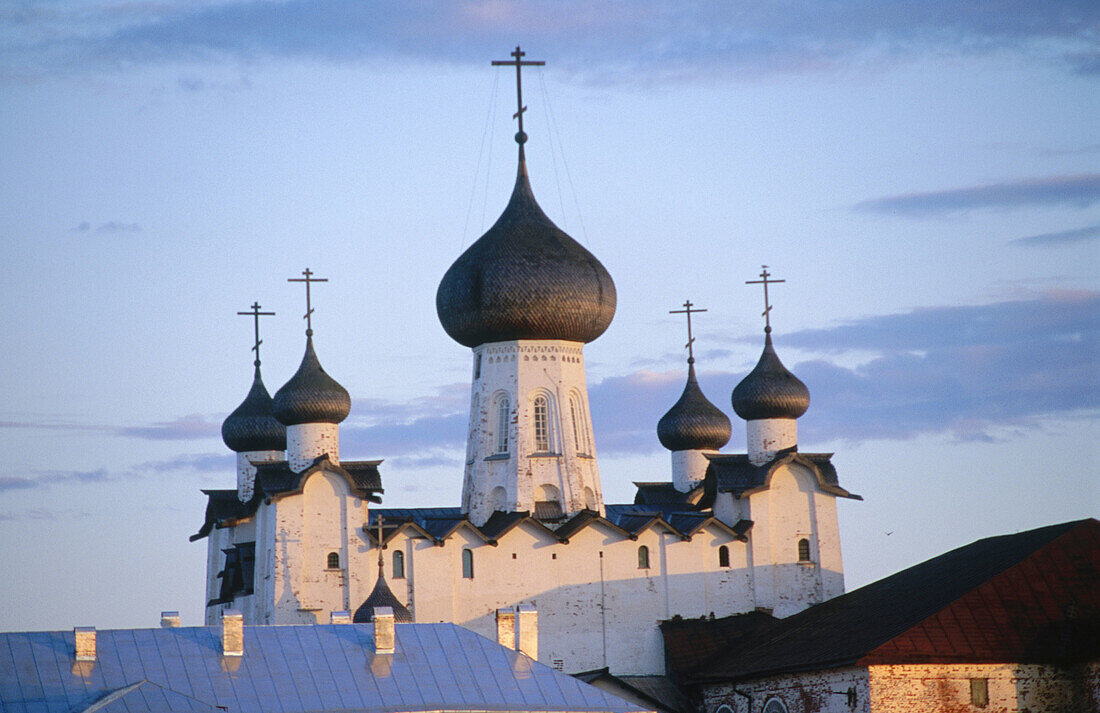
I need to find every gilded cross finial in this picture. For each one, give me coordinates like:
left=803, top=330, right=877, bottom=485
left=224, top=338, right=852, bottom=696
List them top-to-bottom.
left=491, top=46, right=545, bottom=155
left=745, top=265, right=785, bottom=333
left=287, top=267, right=328, bottom=337
left=669, top=299, right=707, bottom=364
left=236, top=302, right=275, bottom=369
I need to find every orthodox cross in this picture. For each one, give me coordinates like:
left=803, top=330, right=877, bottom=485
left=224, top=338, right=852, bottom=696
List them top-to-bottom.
left=492, top=46, right=545, bottom=149
left=746, top=265, right=785, bottom=333
left=287, top=267, right=328, bottom=337
left=669, top=300, right=707, bottom=364
left=237, top=302, right=275, bottom=368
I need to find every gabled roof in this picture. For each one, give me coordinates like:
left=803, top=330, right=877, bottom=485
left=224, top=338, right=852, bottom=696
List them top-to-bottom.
left=700, top=451, right=860, bottom=506
left=191, top=455, right=383, bottom=541
left=633, top=482, right=703, bottom=508
left=680, top=519, right=1100, bottom=684
left=660, top=611, right=780, bottom=680
left=0, top=623, right=648, bottom=713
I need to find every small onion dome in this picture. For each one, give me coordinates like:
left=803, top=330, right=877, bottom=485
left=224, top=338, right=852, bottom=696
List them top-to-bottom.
left=436, top=163, right=616, bottom=347
left=731, top=333, right=810, bottom=420
left=273, top=336, right=351, bottom=426
left=657, top=362, right=731, bottom=451
left=222, top=367, right=287, bottom=452
left=353, top=573, right=413, bottom=623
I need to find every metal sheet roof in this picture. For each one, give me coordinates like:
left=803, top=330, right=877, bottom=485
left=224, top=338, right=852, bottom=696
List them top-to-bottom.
left=1, top=622, right=648, bottom=713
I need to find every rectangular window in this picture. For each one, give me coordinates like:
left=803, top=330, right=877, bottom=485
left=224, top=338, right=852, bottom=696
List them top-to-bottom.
left=533, top=396, right=549, bottom=452
left=496, top=398, right=509, bottom=454
left=970, top=678, right=988, bottom=708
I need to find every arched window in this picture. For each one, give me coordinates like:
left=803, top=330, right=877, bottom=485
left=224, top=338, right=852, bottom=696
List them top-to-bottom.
left=474, top=353, right=482, bottom=379
left=533, top=395, right=550, bottom=452
left=569, top=395, right=582, bottom=451
left=495, top=397, right=510, bottom=454
left=798, top=538, right=811, bottom=562
left=637, top=545, right=650, bottom=570
left=718, top=545, right=730, bottom=568
left=462, top=548, right=474, bottom=579
left=392, top=550, right=405, bottom=579
left=326, top=552, right=340, bottom=570
left=763, top=698, right=789, bottom=713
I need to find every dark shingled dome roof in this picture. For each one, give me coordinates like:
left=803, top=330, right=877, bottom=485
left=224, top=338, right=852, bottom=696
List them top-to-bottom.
left=436, top=162, right=616, bottom=347
left=731, top=333, right=809, bottom=421
left=273, top=336, right=350, bottom=426
left=658, top=362, right=732, bottom=451
left=222, top=367, right=287, bottom=452
left=353, top=573, right=413, bottom=623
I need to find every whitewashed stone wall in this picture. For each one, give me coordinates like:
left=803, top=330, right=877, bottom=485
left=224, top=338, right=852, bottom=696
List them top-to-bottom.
left=462, top=340, right=603, bottom=526
left=746, top=419, right=797, bottom=466
left=286, top=423, right=340, bottom=471
left=671, top=449, right=714, bottom=492
left=235, top=450, right=282, bottom=502
left=703, top=667, right=871, bottom=713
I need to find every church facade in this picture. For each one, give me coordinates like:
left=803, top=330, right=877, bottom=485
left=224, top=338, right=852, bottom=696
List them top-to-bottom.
left=193, top=48, right=860, bottom=676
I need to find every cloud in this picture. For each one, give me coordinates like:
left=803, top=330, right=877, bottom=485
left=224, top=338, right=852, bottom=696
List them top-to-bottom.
left=4, top=0, right=1097, bottom=81
left=854, top=174, right=1100, bottom=216
left=70, top=221, right=141, bottom=233
left=1009, top=223, right=1100, bottom=247
left=118, top=414, right=221, bottom=440
left=136, top=453, right=233, bottom=473
left=0, top=469, right=112, bottom=492
left=0, top=507, right=94, bottom=522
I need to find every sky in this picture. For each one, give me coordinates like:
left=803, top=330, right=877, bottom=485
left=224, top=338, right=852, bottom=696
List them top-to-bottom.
left=0, top=1, right=1097, bottom=632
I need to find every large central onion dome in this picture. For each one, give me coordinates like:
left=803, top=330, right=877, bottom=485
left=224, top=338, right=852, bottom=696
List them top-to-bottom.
left=436, top=164, right=616, bottom=347
left=731, top=333, right=810, bottom=420
left=273, top=337, right=351, bottom=426
left=658, top=362, right=732, bottom=451
left=222, top=366, right=287, bottom=452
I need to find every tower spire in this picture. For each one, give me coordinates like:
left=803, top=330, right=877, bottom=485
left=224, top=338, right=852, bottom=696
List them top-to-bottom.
left=492, top=46, right=545, bottom=163
left=745, top=265, right=785, bottom=334
left=288, top=267, right=328, bottom=337
left=669, top=299, right=707, bottom=364
left=237, top=301, right=275, bottom=373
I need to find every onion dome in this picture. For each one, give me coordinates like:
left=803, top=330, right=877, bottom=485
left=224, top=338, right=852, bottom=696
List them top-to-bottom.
left=436, top=162, right=616, bottom=347
left=731, top=333, right=810, bottom=420
left=273, top=336, right=350, bottom=426
left=657, top=362, right=732, bottom=451
left=222, top=366, right=287, bottom=452
left=353, top=571, right=413, bottom=624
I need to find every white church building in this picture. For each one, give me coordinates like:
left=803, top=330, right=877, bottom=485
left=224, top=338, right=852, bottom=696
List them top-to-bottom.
left=193, top=48, right=861, bottom=677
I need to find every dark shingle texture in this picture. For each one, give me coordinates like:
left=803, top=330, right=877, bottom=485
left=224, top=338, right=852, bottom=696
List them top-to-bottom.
left=731, top=333, right=809, bottom=420
left=273, top=336, right=350, bottom=425
left=657, top=363, right=731, bottom=452
left=221, top=368, right=287, bottom=452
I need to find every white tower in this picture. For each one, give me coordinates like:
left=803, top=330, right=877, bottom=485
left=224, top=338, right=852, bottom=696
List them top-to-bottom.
left=436, top=48, right=616, bottom=527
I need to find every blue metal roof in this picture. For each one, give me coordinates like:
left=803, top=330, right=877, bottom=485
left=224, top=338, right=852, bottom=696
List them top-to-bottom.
left=0, top=623, right=648, bottom=713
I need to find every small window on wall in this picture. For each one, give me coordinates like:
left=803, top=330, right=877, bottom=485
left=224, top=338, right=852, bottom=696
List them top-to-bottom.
left=474, top=353, right=482, bottom=379
left=533, top=395, right=550, bottom=452
left=495, top=397, right=510, bottom=454
left=797, top=538, right=812, bottom=562
left=637, top=545, right=650, bottom=569
left=718, top=545, right=730, bottom=568
left=462, top=548, right=474, bottom=579
left=393, top=550, right=405, bottom=579
left=326, top=552, right=340, bottom=570
left=970, top=678, right=988, bottom=708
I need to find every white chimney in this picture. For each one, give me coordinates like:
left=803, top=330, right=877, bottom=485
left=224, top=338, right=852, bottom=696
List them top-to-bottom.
left=517, top=605, right=537, bottom=660
left=373, top=607, right=395, bottom=654
left=496, top=608, right=516, bottom=649
left=221, top=610, right=244, bottom=657
left=330, top=610, right=352, bottom=624
left=160, top=611, right=181, bottom=628
left=74, top=627, right=96, bottom=662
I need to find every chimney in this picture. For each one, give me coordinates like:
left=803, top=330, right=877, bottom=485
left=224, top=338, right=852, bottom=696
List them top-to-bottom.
left=517, top=605, right=537, bottom=660
left=373, top=606, right=395, bottom=654
left=496, top=608, right=516, bottom=649
left=221, top=610, right=244, bottom=657
left=330, top=610, right=352, bottom=624
left=160, top=611, right=181, bottom=628
left=74, top=627, right=96, bottom=662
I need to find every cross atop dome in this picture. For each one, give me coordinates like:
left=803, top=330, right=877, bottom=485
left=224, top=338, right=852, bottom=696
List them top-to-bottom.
left=492, top=46, right=545, bottom=157
left=746, top=265, right=785, bottom=334
left=288, top=267, right=328, bottom=337
left=670, top=299, right=707, bottom=364
left=237, top=302, right=275, bottom=370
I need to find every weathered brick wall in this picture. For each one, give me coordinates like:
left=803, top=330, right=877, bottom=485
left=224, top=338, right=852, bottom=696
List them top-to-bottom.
left=868, top=663, right=1100, bottom=713
left=702, top=666, right=871, bottom=713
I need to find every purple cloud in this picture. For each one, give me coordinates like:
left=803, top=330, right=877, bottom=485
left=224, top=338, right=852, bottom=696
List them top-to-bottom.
left=4, top=1, right=1096, bottom=81
left=855, top=174, right=1100, bottom=216
left=1010, top=224, right=1100, bottom=247
left=117, top=414, right=221, bottom=441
